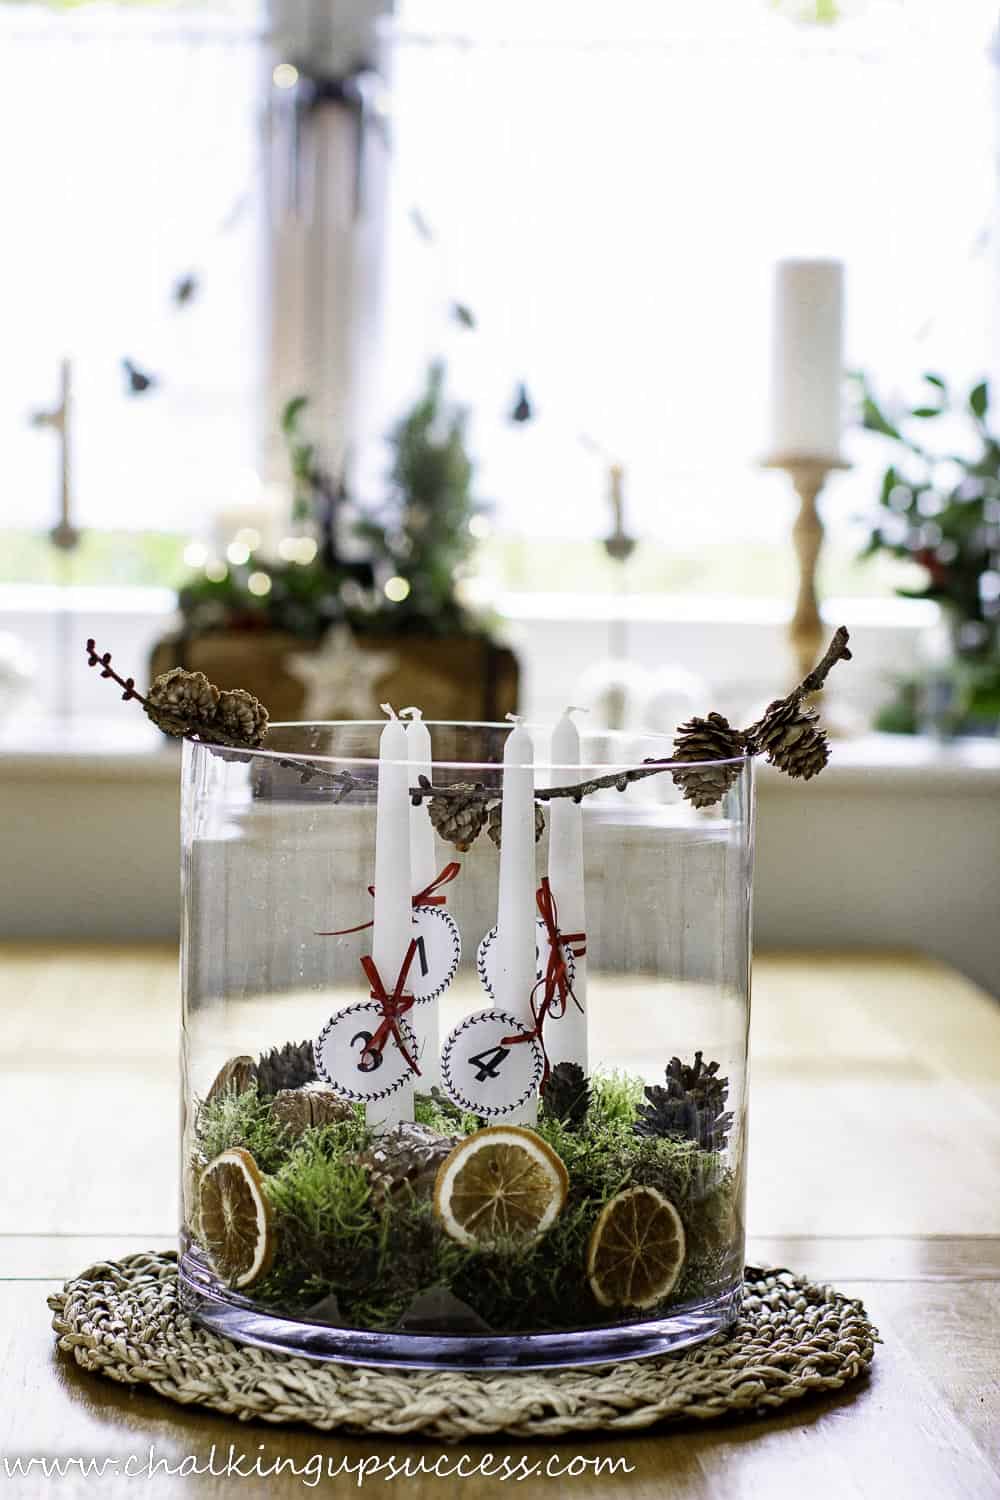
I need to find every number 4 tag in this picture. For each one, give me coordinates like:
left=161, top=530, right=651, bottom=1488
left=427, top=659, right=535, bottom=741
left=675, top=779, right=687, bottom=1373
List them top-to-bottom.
left=440, top=1008, right=544, bottom=1118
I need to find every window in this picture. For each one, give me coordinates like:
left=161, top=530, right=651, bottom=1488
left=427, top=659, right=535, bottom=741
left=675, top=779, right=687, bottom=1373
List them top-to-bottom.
left=3, top=0, right=997, bottom=603
left=379, top=0, right=998, bottom=597
left=1, top=5, right=261, bottom=585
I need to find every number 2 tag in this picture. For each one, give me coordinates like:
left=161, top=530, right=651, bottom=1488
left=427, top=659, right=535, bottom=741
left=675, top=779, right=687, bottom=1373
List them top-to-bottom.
left=408, top=906, right=461, bottom=1005
left=476, top=918, right=576, bottom=1003
left=314, top=1000, right=420, bottom=1104
left=440, top=1008, right=544, bottom=1118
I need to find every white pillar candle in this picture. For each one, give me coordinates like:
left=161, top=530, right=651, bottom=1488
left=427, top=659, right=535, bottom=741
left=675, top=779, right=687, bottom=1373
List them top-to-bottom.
left=768, top=258, right=844, bottom=461
left=369, top=706, right=414, bottom=1131
left=404, top=707, right=440, bottom=1089
left=546, top=709, right=588, bottom=1074
left=496, top=716, right=539, bottom=1126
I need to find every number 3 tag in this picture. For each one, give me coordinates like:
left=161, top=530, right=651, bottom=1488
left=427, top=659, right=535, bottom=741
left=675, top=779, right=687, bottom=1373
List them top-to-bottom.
left=409, top=906, right=461, bottom=1005
left=314, top=1000, right=420, bottom=1104
left=440, top=1008, right=544, bottom=1118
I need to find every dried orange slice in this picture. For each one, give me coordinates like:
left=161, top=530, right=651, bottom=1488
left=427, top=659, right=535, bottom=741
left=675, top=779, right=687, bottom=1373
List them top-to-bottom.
left=433, top=1125, right=568, bottom=1248
left=198, top=1147, right=275, bottom=1289
left=586, top=1185, right=686, bottom=1309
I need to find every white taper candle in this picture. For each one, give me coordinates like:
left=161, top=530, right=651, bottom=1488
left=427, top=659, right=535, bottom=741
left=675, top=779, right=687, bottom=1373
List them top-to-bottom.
left=769, top=258, right=844, bottom=461
left=369, top=705, right=414, bottom=1131
left=403, top=707, right=440, bottom=1088
left=547, top=709, right=588, bottom=1073
left=496, top=715, right=538, bottom=1126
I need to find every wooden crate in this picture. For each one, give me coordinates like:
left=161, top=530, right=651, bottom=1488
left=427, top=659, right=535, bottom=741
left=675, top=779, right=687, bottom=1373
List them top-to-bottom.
left=149, top=630, right=519, bottom=723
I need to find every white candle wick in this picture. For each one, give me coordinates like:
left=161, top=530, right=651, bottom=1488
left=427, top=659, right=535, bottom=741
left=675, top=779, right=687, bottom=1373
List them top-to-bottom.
left=380, top=702, right=398, bottom=719
left=400, top=706, right=423, bottom=720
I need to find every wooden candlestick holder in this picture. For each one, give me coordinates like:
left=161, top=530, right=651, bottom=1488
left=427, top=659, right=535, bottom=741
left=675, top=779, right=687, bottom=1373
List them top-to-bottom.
left=761, top=453, right=851, bottom=685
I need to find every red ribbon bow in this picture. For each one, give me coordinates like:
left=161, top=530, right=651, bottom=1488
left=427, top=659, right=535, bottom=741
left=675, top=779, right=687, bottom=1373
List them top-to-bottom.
left=412, top=861, right=462, bottom=908
left=317, top=862, right=461, bottom=937
left=534, top=876, right=586, bottom=1020
left=501, top=877, right=587, bottom=1086
left=358, top=939, right=422, bottom=1076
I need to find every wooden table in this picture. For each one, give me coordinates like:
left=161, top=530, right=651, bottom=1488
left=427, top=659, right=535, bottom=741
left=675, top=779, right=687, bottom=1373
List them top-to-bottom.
left=2, top=945, right=998, bottom=1497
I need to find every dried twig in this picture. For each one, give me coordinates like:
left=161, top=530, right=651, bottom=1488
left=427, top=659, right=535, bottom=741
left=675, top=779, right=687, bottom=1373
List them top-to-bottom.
left=794, top=624, right=852, bottom=701
left=84, top=640, right=146, bottom=705
left=408, top=762, right=673, bottom=807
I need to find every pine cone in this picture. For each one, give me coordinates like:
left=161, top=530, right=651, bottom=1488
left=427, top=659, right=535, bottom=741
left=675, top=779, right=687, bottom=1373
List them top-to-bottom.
left=144, top=668, right=220, bottom=737
left=216, top=687, right=269, bottom=747
left=746, top=697, right=829, bottom=780
left=670, top=713, right=747, bottom=808
left=427, top=785, right=489, bottom=850
left=486, top=799, right=546, bottom=849
left=255, top=1039, right=319, bottom=1098
left=634, top=1051, right=733, bottom=1150
left=206, top=1054, right=257, bottom=1103
left=540, top=1061, right=591, bottom=1127
left=270, top=1083, right=354, bottom=1136
left=357, top=1122, right=460, bottom=1208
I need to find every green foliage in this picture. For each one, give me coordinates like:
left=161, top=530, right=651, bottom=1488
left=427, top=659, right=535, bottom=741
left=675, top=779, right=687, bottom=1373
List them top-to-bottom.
left=769, top=0, right=842, bottom=22
left=354, top=363, right=488, bottom=636
left=176, top=367, right=489, bottom=642
left=852, top=368, right=1000, bottom=731
left=970, top=382, right=989, bottom=422
left=280, top=394, right=321, bottom=524
left=0, top=528, right=189, bottom=589
left=177, top=548, right=348, bottom=641
left=873, top=678, right=921, bottom=736
left=198, top=1066, right=740, bottom=1332
left=193, top=1085, right=292, bottom=1176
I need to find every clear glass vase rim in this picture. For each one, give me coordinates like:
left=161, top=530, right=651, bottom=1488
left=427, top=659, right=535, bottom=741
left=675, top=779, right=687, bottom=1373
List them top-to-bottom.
left=184, top=721, right=754, bottom=777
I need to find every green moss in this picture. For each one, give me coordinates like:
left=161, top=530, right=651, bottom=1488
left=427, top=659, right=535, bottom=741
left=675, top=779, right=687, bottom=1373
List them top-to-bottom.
left=193, top=1068, right=741, bottom=1333
left=586, top=1069, right=647, bottom=1132
left=194, top=1085, right=292, bottom=1175
left=413, top=1089, right=481, bottom=1136
left=253, top=1132, right=380, bottom=1311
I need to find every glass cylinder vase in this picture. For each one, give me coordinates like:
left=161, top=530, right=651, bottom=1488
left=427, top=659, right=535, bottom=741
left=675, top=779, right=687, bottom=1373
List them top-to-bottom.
left=179, top=721, right=752, bottom=1369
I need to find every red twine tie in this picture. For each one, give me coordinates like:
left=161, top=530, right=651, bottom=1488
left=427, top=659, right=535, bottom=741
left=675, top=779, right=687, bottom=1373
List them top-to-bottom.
left=412, top=861, right=462, bottom=908
left=317, top=862, right=461, bottom=936
left=501, top=877, right=587, bottom=1086
left=358, top=939, right=422, bottom=1076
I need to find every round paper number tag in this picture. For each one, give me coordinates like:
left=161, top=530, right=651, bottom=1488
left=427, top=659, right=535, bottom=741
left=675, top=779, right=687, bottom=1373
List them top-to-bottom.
left=408, top=906, right=461, bottom=1005
left=476, top=918, right=577, bottom=1002
left=314, top=1000, right=419, bottom=1104
left=440, top=1007, right=544, bottom=1118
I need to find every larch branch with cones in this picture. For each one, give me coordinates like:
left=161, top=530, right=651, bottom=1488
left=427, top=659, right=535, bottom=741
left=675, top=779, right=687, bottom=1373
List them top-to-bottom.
left=83, top=626, right=852, bottom=819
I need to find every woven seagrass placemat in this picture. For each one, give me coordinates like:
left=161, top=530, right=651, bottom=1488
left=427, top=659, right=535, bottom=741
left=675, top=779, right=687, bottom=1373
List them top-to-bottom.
left=48, top=1252, right=877, bottom=1442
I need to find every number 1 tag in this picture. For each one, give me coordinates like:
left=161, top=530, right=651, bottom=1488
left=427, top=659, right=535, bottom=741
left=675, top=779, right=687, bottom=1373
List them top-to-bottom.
left=408, top=906, right=461, bottom=1005
left=314, top=1000, right=420, bottom=1104
left=440, top=1007, right=544, bottom=1118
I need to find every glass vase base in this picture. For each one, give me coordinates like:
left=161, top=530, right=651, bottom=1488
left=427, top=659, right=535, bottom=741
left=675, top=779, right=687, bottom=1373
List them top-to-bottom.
left=178, top=1256, right=741, bottom=1372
